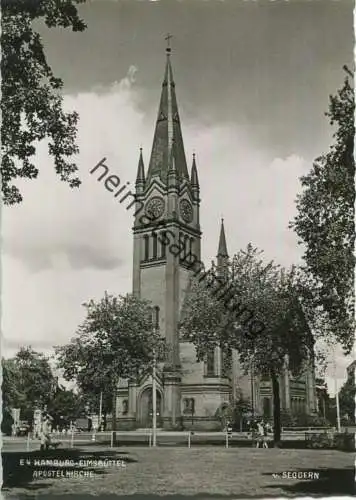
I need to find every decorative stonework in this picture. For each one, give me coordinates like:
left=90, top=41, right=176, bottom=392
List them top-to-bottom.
left=145, top=196, right=165, bottom=220
left=179, top=199, right=193, bottom=223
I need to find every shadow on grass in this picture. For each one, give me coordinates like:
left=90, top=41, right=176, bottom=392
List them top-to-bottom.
left=2, top=448, right=137, bottom=490
left=2, top=451, right=354, bottom=499
left=264, top=466, right=355, bottom=497
left=4, top=493, right=356, bottom=500
left=0, top=495, right=305, bottom=500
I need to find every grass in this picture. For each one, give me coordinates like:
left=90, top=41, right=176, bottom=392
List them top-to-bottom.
left=2, top=446, right=354, bottom=499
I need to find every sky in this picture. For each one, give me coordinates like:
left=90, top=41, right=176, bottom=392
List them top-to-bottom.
left=2, top=0, right=354, bottom=394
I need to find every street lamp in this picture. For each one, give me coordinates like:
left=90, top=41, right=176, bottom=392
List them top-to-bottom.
left=151, top=306, right=160, bottom=447
left=332, top=348, right=341, bottom=432
left=250, top=359, right=255, bottom=418
left=99, top=391, right=103, bottom=431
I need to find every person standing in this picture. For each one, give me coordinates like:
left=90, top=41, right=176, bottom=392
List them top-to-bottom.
left=40, top=416, right=51, bottom=451
left=250, top=419, right=258, bottom=447
left=262, top=420, right=269, bottom=448
left=256, top=421, right=264, bottom=448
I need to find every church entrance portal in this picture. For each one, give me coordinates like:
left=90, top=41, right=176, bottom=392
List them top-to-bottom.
left=139, top=387, right=162, bottom=428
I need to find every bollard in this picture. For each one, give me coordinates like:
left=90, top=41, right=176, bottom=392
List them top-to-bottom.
left=70, top=428, right=74, bottom=448
left=26, top=432, right=30, bottom=452
left=149, top=432, right=152, bottom=447
left=188, top=432, right=191, bottom=448
left=225, top=432, right=229, bottom=449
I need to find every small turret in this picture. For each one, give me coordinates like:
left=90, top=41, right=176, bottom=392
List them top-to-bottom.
left=135, top=147, right=145, bottom=194
left=190, top=153, right=200, bottom=201
left=216, top=218, right=229, bottom=278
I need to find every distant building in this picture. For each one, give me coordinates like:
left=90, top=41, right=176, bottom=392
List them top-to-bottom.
left=113, top=44, right=317, bottom=430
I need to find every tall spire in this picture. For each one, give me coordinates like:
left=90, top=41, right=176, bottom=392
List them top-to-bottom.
left=146, top=36, right=189, bottom=184
left=135, top=147, right=145, bottom=186
left=190, top=153, right=199, bottom=187
left=191, top=153, right=199, bottom=202
left=217, top=218, right=228, bottom=258
left=217, top=218, right=229, bottom=279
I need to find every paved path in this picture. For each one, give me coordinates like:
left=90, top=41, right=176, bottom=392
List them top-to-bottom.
left=2, top=430, right=308, bottom=452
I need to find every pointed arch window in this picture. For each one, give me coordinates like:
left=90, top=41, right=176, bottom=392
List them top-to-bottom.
left=160, top=231, right=167, bottom=259
left=152, top=232, right=158, bottom=260
left=179, top=232, right=184, bottom=261
left=184, top=234, right=190, bottom=259
left=144, top=235, right=149, bottom=261
left=189, top=237, right=193, bottom=256
left=153, top=306, right=160, bottom=329
left=206, top=349, right=215, bottom=377
left=221, top=349, right=231, bottom=378
left=183, top=398, right=195, bottom=414
left=263, top=398, right=271, bottom=418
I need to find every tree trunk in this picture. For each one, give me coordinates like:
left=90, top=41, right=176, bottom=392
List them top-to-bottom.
left=271, top=370, right=281, bottom=446
left=112, top=384, right=117, bottom=446
left=103, top=412, right=107, bottom=431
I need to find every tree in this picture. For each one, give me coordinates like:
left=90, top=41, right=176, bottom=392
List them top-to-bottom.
left=1, top=0, right=87, bottom=205
left=290, top=67, right=355, bottom=353
left=180, top=245, right=314, bottom=445
left=55, top=292, right=165, bottom=440
left=2, top=347, right=57, bottom=423
left=1, top=358, right=21, bottom=434
left=2, top=358, right=21, bottom=412
left=338, top=373, right=355, bottom=424
left=315, top=377, right=332, bottom=422
left=47, top=386, right=86, bottom=429
left=231, top=398, right=253, bottom=431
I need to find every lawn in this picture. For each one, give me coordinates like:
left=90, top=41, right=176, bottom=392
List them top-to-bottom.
left=2, top=446, right=354, bottom=499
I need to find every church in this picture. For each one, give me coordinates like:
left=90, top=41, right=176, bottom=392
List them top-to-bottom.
left=116, top=43, right=317, bottom=430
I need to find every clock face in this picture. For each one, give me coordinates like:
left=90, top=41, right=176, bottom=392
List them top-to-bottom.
left=145, top=196, right=165, bottom=220
left=180, top=199, right=193, bottom=223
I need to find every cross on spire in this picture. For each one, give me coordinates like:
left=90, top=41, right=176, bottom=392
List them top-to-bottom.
left=165, top=33, right=173, bottom=53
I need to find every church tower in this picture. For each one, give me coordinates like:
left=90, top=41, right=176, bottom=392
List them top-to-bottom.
left=115, top=41, right=317, bottom=431
left=129, top=41, right=202, bottom=429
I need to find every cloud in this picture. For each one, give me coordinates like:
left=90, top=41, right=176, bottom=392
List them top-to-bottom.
left=2, top=65, right=352, bottom=391
left=119, top=65, right=138, bottom=88
left=183, top=123, right=310, bottom=268
left=316, top=338, right=353, bottom=396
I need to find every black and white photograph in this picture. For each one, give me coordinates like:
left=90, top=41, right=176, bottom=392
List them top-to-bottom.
left=1, top=0, right=355, bottom=498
